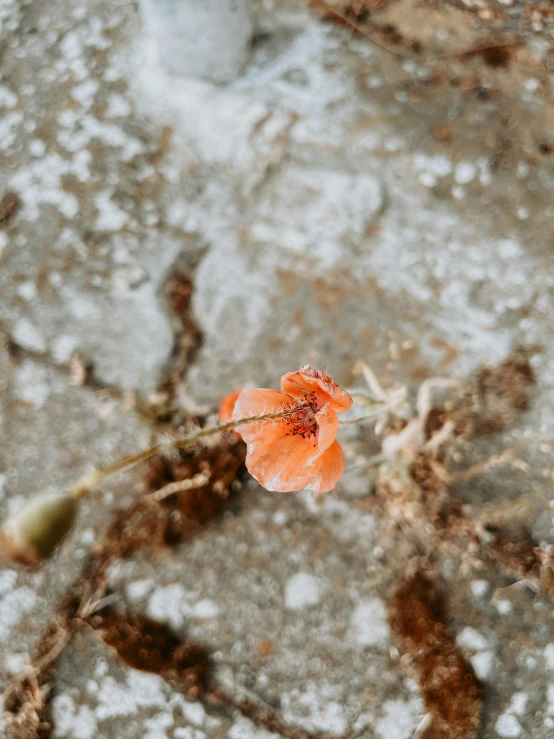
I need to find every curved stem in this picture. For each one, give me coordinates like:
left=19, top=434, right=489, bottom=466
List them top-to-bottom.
left=348, top=392, right=383, bottom=405
left=339, top=405, right=387, bottom=425
left=71, top=407, right=301, bottom=500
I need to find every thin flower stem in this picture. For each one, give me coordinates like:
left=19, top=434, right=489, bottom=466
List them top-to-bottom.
left=348, top=392, right=383, bottom=405
left=339, top=405, right=387, bottom=425
left=71, top=406, right=301, bottom=500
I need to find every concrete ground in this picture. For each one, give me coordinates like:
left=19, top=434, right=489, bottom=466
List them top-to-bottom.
left=1, top=0, right=554, bottom=737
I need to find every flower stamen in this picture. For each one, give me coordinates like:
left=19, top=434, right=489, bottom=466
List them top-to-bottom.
left=284, top=403, right=318, bottom=441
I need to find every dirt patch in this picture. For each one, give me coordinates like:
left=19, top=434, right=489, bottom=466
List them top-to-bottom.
left=310, top=0, right=423, bottom=55
left=462, top=43, right=519, bottom=69
left=0, top=192, right=21, bottom=227
left=141, top=269, right=204, bottom=423
left=164, top=270, right=203, bottom=372
left=433, top=346, right=538, bottom=440
left=470, top=346, right=537, bottom=435
left=373, top=348, right=538, bottom=540
left=372, top=349, right=549, bottom=738
left=2, top=431, right=362, bottom=738
left=1, top=438, right=245, bottom=738
left=479, top=521, right=554, bottom=596
left=389, top=567, right=483, bottom=739
left=94, top=609, right=210, bottom=696
left=2, top=615, right=70, bottom=739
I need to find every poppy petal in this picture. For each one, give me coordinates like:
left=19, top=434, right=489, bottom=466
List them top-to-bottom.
left=281, top=365, right=352, bottom=412
left=219, top=388, right=243, bottom=422
left=219, top=388, right=244, bottom=439
left=233, top=388, right=296, bottom=448
left=233, top=388, right=295, bottom=419
left=313, top=403, right=339, bottom=459
left=247, top=431, right=329, bottom=492
left=248, top=437, right=345, bottom=494
left=304, top=441, right=344, bottom=494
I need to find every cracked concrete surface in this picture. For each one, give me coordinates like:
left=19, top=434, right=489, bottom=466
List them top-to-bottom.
left=1, top=0, right=554, bottom=737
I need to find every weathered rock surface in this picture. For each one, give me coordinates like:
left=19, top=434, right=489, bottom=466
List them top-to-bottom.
left=1, top=0, right=554, bottom=737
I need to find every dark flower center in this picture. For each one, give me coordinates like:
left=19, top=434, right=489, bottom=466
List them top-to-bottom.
left=284, top=390, right=319, bottom=442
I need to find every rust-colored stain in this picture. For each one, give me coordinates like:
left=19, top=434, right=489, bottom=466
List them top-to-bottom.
left=312, top=0, right=422, bottom=53
left=462, top=43, right=519, bottom=69
left=147, top=124, right=173, bottom=168
left=432, top=125, right=453, bottom=143
left=60, top=174, right=103, bottom=198
left=0, top=192, right=21, bottom=227
left=364, top=222, right=381, bottom=238
left=35, top=264, right=54, bottom=298
left=276, top=267, right=298, bottom=296
left=152, top=270, right=204, bottom=420
left=363, top=274, right=385, bottom=298
left=312, top=276, right=348, bottom=309
left=291, top=308, right=304, bottom=326
left=268, top=335, right=287, bottom=351
left=431, top=337, right=460, bottom=367
left=420, top=346, right=539, bottom=443
left=466, top=346, right=537, bottom=436
left=143, top=443, right=246, bottom=549
left=484, top=523, right=554, bottom=596
left=389, top=569, right=483, bottom=739
left=95, top=610, right=210, bottom=696
left=256, top=637, right=275, bottom=657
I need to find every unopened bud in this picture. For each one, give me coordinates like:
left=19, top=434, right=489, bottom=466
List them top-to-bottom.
left=0, top=492, right=79, bottom=566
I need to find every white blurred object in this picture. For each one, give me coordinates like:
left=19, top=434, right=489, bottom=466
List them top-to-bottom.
left=138, top=0, right=254, bottom=83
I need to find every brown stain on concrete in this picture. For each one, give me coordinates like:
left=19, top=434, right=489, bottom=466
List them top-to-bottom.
left=389, top=568, right=483, bottom=739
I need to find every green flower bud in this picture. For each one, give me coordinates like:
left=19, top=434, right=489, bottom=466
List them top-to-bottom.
left=0, top=492, right=80, bottom=566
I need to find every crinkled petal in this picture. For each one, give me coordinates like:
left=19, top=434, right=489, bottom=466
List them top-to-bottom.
left=281, top=365, right=352, bottom=412
left=233, top=388, right=295, bottom=448
left=233, top=388, right=295, bottom=420
left=248, top=402, right=338, bottom=472
left=313, top=403, right=339, bottom=460
left=246, top=431, right=320, bottom=492
left=248, top=436, right=344, bottom=494
left=304, top=441, right=344, bottom=494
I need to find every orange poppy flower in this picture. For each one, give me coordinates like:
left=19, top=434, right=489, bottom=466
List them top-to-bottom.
left=232, top=365, right=352, bottom=494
